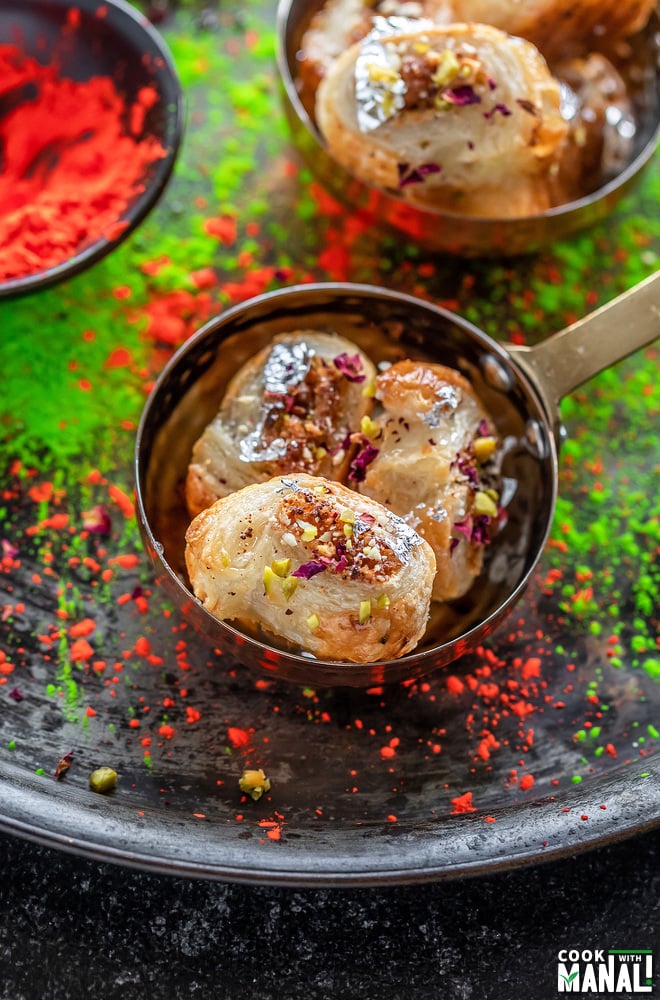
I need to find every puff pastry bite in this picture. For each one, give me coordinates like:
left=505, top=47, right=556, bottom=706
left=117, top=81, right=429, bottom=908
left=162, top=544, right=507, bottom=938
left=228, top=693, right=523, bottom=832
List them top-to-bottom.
left=296, top=0, right=453, bottom=115
left=451, top=0, right=655, bottom=61
left=315, top=21, right=569, bottom=217
left=185, top=331, right=377, bottom=518
left=357, top=360, right=501, bottom=602
left=185, top=473, right=436, bottom=662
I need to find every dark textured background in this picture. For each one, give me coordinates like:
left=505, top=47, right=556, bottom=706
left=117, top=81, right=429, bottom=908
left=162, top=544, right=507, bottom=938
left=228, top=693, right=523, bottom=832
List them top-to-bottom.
left=1, top=3, right=659, bottom=998
left=1, top=827, right=659, bottom=999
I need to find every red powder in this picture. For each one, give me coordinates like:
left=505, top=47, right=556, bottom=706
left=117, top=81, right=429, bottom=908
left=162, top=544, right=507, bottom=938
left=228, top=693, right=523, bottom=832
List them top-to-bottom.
left=0, top=45, right=166, bottom=281
left=203, top=215, right=237, bottom=245
left=68, top=618, right=97, bottom=638
left=134, top=636, right=151, bottom=657
left=70, top=638, right=94, bottom=662
left=227, top=727, right=251, bottom=748
left=451, top=791, right=477, bottom=814
left=258, top=820, right=282, bottom=841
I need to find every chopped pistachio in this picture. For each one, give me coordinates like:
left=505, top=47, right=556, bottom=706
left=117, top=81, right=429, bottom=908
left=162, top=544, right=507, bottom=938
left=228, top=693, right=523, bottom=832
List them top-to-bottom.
left=431, top=49, right=460, bottom=87
left=366, top=62, right=400, bottom=85
left=381, top=91, right=397, bottom=117
left=362, top=376, right=376, bottom=398
left=360, top=415, right=380, bottom=438
left=473, top=435, right=497, bottom=463
left=474, top=490, right=498, bottom=517
left=339, top=509, right=355, bottom=524
left=301, top=525, right=318, bottom=542
left=271, top=558, right=291, bottom=578
left=263, top=565, right=278, bottom=595
left=282, top=576, right=298, bottom=600
left=376, top=593, right=391, bottom=609
left=359, top=599, right=371, bottom=625
left=307, top=613, right=320, bottom=631
left=89, top=766, right=118, bottom=794
left=239, top=768, right=271, bottom=801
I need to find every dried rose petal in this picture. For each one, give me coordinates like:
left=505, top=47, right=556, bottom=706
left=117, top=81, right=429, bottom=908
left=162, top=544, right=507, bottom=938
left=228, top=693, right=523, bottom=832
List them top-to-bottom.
left=441, top=85, right=481, bottom=106
left=484, top=103, right=512, bottom=119
left=398, top=161, right=441, bottom=188
left=333, top=352, right=365, bottom=382
left=348, top=444, right=379, bottom=482
left=451, top=452, right=479, bottom=485
left=82, top=504, right=112, bottom=535
left=452, top=513, right=492, bottom=551
left=471, top=514, right=491, bottom=545
left=453, top=516, right=473, bottom=542
left=1, top=539, right=18, bottom=559
left=292, top=560, right=327, bottom=579
left=8, top=687, right=23, bottom=702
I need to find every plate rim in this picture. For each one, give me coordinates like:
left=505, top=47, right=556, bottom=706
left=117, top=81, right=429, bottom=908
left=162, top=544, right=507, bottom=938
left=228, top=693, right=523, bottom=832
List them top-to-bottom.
left=1, top=751, right=658, bottom=886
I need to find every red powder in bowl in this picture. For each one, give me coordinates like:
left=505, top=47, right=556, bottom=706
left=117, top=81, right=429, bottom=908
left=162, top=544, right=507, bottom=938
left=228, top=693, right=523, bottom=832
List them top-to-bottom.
left=0, top=44, right=167, bottom=281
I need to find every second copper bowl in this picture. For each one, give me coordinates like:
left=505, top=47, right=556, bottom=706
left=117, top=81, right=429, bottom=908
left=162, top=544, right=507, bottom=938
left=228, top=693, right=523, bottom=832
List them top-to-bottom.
left=276, top=0, right=660, bottom=257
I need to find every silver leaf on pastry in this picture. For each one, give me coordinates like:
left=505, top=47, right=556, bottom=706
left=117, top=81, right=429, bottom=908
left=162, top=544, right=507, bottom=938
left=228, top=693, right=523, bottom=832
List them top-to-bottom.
left=354, top=16, right=431, bottom=131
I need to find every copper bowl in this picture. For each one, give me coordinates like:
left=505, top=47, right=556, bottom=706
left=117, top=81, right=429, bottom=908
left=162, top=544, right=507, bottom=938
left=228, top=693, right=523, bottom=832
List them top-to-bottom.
left=0, top=0, right=183, bottom=298
left=276, top=0, right=660, bottom=256
left=134, top=275, right=659, bottom=687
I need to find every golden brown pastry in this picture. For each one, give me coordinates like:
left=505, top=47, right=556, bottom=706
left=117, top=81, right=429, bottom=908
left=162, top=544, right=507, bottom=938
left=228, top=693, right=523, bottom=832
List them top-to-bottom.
left=298, top=0, right=655, bottom=95
left=451, top=0, right=655, bottom=61
left=297, top=2, right=453, bottom=115
left=315, top=21, right=569, bottom=217
left=185, top=331, right=377, bottom=518
left=357, top=360, right=501, bottom=602
left=185, top=473, right=436, bottom=662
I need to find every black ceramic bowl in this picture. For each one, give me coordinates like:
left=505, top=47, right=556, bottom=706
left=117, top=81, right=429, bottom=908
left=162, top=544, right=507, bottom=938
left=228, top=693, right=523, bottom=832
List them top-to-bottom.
left=0, top=0, right=183, bottom=298
left=276, top=0, right=660, bottom=256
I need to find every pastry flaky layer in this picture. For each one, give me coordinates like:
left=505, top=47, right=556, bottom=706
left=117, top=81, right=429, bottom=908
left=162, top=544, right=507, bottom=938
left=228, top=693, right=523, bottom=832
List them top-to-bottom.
left=296, top=0, right=455, bottom=114
left=298, top=0, right=655, bottom=89
left=450, top=0, right=655, bottom=61
left=315, top=21, right=569, bottom=217
left=183, top=328, right=505, bottom=661
left=185, top=331, right=377, bottom=518
left=358, top=359, right=501, bottom=603
left=185, top=473, right=437, bottom=663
